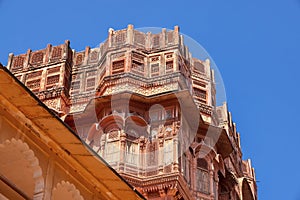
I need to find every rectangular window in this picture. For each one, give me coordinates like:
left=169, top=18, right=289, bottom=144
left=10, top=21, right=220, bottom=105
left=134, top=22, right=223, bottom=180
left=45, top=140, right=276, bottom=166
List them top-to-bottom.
left=112, top=60, right=125, bottom=74
left=132, top=60, right=144, bottom=76
left=166, top=61, right=173, bottom=73
left=151, top=63, right=159, bottom=77
left=46, top=75, right=60, bottom=85
left=86, top=78, right=95, bottom=88
left=26, top=79, right=41, bottom=90
left=71, top=81, right=80, bottom=90
left=194, top=88, right=207, bottom=104
left=164, top=140, right=173, bottom=165
left=105, top=141, right=120, bottom=164
left=126, top=141, right=138, bottom=165
left=147, top=144, right=158, bottom=167
left=196, top=168, right=210, bottom=194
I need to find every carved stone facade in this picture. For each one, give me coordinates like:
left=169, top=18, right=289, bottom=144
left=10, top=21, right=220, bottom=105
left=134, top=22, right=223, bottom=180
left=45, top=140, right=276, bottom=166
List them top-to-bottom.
left=6, top=25, right=257, bottom=200
left=0, top=65, right=144, bottom=200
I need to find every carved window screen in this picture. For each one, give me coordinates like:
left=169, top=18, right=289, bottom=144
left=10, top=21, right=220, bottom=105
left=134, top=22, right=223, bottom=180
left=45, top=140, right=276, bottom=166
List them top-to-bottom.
left=12, top=56, right=24, bottom=72
left=112, top=60, right=125, bottom=74
left=151, top=63, right=159, bottom=77
left=194, top=88, right=207, bottom=104
left=164, top=140, right=173, bottom=165
left=105, top=141, right=120, bottom=164
left=125, top=141, right=138, bottom=165
left=196, top=158, right=210, bottom=194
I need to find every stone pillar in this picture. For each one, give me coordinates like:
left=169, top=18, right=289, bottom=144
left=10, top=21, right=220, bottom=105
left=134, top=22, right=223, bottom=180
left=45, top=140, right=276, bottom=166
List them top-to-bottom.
left=127, top=24, right=134, bottom=45
left=174, top=25, right=180, bottom=45
left=108, top=28, right=114, bottom=48
left=161, top=28, right=166, bottom=48
left=146, top=32, right=151, bottom=50
left=64, top=40, right=70, bottom=60
left=45, top=44, right=52, bottom=64
left=84, top=46, right=90, bottom=65
left=25, top=49, right=31, bottom=69
left=174, top=50, right=179, bottom=72
left=125, top=51, right=131, bottom=73
left=6, top=53, right=14, bottom=70
left=160, top=53, right=165, bottom=75
left=40, top=68, right=47, bottom=91
left=119, top=130, right=126, bottom=172
left=138, top=136, right=146, bottom=177
left=158, top=137, right=164, bottom=174
left=173, top=137, right=179, bottom=171
left=191, top=157, right=197, bottom=196
left=43, top=158, right=55, bottom=200
left=210, top=170, right=215, bottom=199
left=214, top=172, right=219, bottom=200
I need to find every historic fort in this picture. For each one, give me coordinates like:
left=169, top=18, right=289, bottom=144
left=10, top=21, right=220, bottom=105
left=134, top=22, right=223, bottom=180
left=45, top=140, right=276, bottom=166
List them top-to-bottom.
left=0, top=25, right=257, bottom=200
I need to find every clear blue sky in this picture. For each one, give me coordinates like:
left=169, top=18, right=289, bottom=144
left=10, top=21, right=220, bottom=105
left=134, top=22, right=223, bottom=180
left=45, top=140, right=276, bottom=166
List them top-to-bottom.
left=1, top=0, right=300, bottom=199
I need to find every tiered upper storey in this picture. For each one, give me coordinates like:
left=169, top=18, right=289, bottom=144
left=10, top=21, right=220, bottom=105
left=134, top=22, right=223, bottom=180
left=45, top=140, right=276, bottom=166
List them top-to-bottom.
left=7, top=25, right=217, bottom=124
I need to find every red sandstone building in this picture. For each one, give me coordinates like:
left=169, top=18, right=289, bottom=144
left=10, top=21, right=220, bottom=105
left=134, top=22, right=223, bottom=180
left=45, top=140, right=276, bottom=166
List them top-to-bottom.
left=2, top=25, right=257, bottom=200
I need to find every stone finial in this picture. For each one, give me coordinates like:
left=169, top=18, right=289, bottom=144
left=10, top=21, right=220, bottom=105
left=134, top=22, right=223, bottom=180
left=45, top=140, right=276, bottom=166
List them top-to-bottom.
left=127, top=24, right=134, bottom=30
left=174, top=25, right=180, bottom=32
left=108, top=28, right=114, bottom=35
left=65, top=40, right=70, bottom=46
left=205, top=58, right=210, bottom=66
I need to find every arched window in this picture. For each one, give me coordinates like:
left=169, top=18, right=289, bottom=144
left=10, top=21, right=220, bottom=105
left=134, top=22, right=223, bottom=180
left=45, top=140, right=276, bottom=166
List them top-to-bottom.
left=0, top=139, right=44, bottom=199
left=196, top=158, right=209, bottom=194
left=52, top=181, right=84, bottom=200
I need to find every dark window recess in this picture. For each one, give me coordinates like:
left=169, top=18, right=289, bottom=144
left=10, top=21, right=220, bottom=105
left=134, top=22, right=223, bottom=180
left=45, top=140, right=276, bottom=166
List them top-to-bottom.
left=112, top=60, right=125, bottom=74
left=132, top=60, right=144, bottom=72
left=166, top=61, right=173, bottom=70
left=194, top=61, right=205, bottom=73
left=151, top=63, right=159, bottom=73
left=47, top=66, right=60, bottom=74
left=27, top=71, right=42, bottom=79
left=46, top=75, right=60, bottom=85
left=86, top=78, right=95, bottom=88
left=27, top=79, right=41, bottom=89
left=193, top=80, right=206, bottom=88
left=71, top=81, right=80, bottom=90
left=194, top=88, right=207, bottom=100
left=197, top=158, right=208, bottom=170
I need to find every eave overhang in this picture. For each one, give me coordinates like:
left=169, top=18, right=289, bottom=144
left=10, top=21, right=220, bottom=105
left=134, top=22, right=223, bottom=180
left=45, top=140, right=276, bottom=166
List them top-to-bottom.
left=0, top=65, right=145, bottom=200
